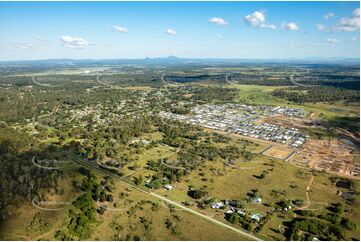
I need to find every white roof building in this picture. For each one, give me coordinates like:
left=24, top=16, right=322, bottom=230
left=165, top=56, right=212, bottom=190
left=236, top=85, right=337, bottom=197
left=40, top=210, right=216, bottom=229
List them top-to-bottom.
left=164, top=184, right=173, bottom=190
left=211, top=202, right=224, bottom=209
left=250, top=213, right=263, bottom=222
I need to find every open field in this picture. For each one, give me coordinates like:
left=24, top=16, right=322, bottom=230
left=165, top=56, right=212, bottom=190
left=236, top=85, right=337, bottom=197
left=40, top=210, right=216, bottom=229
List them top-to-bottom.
left=230, top=84, right=359, bottom=120
left=203, top=128, right=269, bottom=153
left=154, top=155, right=360, bottom=240
left=0, top=161, right=250, bottom=241
left=92, top=176, right=250, bottom=241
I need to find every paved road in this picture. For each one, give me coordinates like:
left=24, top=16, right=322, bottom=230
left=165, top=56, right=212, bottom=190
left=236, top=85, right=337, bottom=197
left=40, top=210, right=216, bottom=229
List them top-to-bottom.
left=289, top=73, right=318, bottom=87
left=96, top=74, right=114, bottom=87
left=32, top=75, right=60, bottom=87
left=260, top=145, right=273, bottom=155
left=72, top=158, right=263, bottom=241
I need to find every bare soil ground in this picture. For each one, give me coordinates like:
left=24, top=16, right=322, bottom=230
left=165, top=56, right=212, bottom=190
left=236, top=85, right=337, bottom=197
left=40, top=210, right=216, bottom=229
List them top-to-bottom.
left=261, top=114, right=323, bottom=130
left=262, top=114, right=360, bottom=143
left=204, top=128, right=289, bottom=149
left=290, top=139, right=359, bottom=178
left=263, top=146, right=294, bottom=160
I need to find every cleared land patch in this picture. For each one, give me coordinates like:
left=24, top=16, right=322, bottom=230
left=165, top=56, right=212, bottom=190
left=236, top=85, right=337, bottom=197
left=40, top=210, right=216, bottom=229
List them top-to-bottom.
left=290, top=139, right=359, bottom=178
left=262, top=146, right=294, bottom=160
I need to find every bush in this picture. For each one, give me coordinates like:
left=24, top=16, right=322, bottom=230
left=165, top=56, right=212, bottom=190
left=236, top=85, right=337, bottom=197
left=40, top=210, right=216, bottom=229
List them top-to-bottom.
left=187, top=189, right=205, bottom=199
left=227, top=213, right=240, bottom=224
left=340, top=218, right=356, bottom=230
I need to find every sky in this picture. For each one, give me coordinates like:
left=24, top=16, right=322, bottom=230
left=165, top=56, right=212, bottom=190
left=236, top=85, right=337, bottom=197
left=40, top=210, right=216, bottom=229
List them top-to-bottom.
left=0, top=1, right=359, bottom=61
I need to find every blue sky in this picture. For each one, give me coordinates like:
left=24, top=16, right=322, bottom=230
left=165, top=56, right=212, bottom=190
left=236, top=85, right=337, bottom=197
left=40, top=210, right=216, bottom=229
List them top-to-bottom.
left=0, top=1, right=359, bottom=60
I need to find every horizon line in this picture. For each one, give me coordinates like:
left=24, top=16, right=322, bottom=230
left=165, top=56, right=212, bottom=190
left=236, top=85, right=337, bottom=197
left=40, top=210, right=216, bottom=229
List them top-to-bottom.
left=1, top=55, right=360, bottom=63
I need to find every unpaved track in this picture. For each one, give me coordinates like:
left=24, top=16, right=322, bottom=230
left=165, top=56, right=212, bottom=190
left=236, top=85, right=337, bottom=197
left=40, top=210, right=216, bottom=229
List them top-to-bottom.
left=299, top=175, right=314, bottom=210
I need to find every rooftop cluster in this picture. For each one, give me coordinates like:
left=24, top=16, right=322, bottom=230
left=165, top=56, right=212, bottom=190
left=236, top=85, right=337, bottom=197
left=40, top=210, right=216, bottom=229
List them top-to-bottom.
left=160, top=104, right=307, bottom=147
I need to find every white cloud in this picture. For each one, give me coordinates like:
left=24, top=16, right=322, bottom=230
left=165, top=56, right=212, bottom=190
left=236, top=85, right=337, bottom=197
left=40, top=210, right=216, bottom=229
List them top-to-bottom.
left=332, top=8, right=360, bottom=31
left=353, top=8, right=360, bottom=17
left=316, top=9, right=360, bottom=32
left=244, top=11, right=276, bottom=30
left=245, top=11, right=265, bottom=26
left=324, top=12, right=335, bottom=19
left=208, top=17, right=228, bottom=26
left=281, top=22, right=299, bottom=31
left=315, top=23, right=327, bottom=31
left=267, top=24, right=277, bottom=30
left=112, top=25, right=128, bottom=33
left=165, top=29, right=177, bottom=35
left=216, top=33, right=222, bottom=39
left=60, top=35, right=89, bottom=48
left=36, top=37, right=47, bottom=42
left=352, top=37, right=358, bottom=41
left=325, top=38, right=340, bottom=45
left=3, top=41, right=35, bottom=51
left=15, top=42, right=35, bottom=49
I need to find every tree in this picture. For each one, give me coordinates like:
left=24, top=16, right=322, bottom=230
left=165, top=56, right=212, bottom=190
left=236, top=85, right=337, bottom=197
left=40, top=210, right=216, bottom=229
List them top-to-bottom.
left=134, top=175, right=144, bottom=185
left=187, top=189, right=205, bottom=199
left=228, top=213, right=240, bottom=224
left=340, top=218, right=356, bottom=230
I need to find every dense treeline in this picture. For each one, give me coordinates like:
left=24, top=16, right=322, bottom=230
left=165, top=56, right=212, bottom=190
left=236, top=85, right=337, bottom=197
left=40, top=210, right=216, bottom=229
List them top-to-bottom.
left=227, top=72, right=360, bottom=90
left=98, top=73, right=163, bottom=87
left=228, top=73, right=291, bottom=86
left=164, top=74, right=226, bottom=83
left=323, top=81, right=360, bottom=90
left=0, top=86, right=137, bottom=123
left=165, top=86, right=240, bottom=104
left=191, top=86, right=239, bottom=103
left=272, top=86, right=359, bottom=104
left=171, top=106, right=191, bottom=115
left=80, top=115, right=154, bottom=163
left=0, top=126, right=63, bottom=220
left=55, top=170, right=114, bottom=240
left=285, top=202, right=357, bottom=240
left=286, top=218, right=344, bottom=240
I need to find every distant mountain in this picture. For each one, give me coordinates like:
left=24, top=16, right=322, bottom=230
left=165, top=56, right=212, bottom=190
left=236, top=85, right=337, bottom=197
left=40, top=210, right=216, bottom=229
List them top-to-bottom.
left=0, top=56, right=359, bottom=67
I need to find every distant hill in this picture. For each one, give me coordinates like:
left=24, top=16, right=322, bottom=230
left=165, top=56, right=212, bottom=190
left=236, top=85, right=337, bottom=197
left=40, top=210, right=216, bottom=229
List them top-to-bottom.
left=0, top=56, right=359, bottom=67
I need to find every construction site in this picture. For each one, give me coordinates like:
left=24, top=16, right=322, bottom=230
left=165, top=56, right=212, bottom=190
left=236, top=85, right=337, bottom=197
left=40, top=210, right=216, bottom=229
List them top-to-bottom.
left=290, top=139, right=359, bottom=177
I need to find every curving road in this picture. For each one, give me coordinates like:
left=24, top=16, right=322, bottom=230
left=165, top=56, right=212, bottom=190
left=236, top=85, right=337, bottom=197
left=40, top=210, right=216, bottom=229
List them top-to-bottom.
left=289, top=71, right=319, bottom=88
left=225, top=73, right=236, bottom=84
left=96, top=74, right=114, bottom=87
left=32, top=75, right=60, bottom=87
left=290, top=175, right=316, bottom=210
left=300, top=175, right=314, bottom=210
left=32, top=197, right=67, bottom=211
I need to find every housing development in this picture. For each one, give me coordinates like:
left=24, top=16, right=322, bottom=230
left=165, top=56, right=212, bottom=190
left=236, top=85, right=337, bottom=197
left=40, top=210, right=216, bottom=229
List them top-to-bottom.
left=160, top=104, right=307, bottom=147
